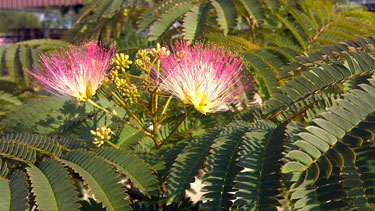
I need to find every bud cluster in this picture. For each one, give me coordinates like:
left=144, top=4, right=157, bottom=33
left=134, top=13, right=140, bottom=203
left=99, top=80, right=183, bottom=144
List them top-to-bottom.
left=151, top=43, right=170, bottom=58
left=135, top=49, right=151, bottom=68
left=112, top=53, right=133, bottom=71
left=109, top=69, right=140, bottom=104
left=90, top=126, right=113, bottom=147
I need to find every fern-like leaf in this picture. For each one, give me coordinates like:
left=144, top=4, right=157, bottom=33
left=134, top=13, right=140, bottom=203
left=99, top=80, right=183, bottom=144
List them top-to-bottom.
left=211, top=0, right=237, bottom=35
left=238, top=0, right=264, bottom=23
left=148, top=2, right=195, bottom=41
left=182, top=4, right=210, bottom=42
left=282, top=78, right=375, bottom=185
left=0, top=91, right=21, bottom=107
left=0, top=97, right=66, bottom=133
left=201, top=121, right=250, bottom=210
left=233, top=121, right=284, bottom=210
left=164, top=129, right=220, bottom=204
left=1, top=133, right=62, bottom=157
left=0, top=139, right=36, bottom=164
left=95, top=147, right=159, bottom=196
left=63, top=150, right=130, bottom=211
left=38, top=159, right=81, bottom=210
left=8, top=171, right=30, bottom=211
left=0, top=177, right=10, bottom=210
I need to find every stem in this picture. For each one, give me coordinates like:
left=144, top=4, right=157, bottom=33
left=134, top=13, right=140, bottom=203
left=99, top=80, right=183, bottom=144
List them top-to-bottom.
left=250, top=18, right=257, bottom=44
left=154, top=60, right=160, bottom=113
left=122, top=71, right=132, bottom=85
left=127, top=74, right=145, bottom=80
left=110, top=91, right=145, bottom=128
left=157, top=95, right=173, bottom=116
left=87, top=99, right=153, bottom=138
left=158, top=100, right=180, bottom=123
left=159, top=107, right=193, bottom=147
left=152, top=118, right=160, bottom=149
left=105, top=140, right=120, bottom=149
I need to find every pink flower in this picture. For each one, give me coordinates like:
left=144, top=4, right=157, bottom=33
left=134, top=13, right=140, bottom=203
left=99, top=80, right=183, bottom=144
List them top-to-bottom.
left=156, top=41, right=251, bottom=114
left=28, top=42, right=114, bottom=101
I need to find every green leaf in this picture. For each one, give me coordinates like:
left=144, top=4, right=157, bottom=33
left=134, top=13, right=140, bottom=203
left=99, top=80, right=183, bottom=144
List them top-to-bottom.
left=137, top=0, right=193, bottom=33
left=212, top=0, right=237, bottom=35
left=238, top=0, right=264, bottom=23
left=149, top=2, right=195, bottom=40
left=183, top=4, right=210, bottom=41
left=275, top=14, right=307, bottom=49
left=4, top=44, right=20, bottom=82
left=18, top=45, right=32, bottom=86
left=0, top=46, right=6, bottom=76
left=0, top=91, right=21, bottom=107
left=0, top=97, right=66, bottom=133
left=201, top=121, right=250, bottom=210
left=233, top=121, right=283, bottom=209
left=117, top=125, right=146, bottom=149
left=165, top=129, right=220, bottom=204
left=1, top=133, right=62, bottom=157
left=0, top=139, right=36, bottom=164
left=95, top=147, right=158, bottom=196
left=63, top=150, right=130, bottom=211
left=286, top=150, right=313, bottom=166
left=134, top=151, right=165, bottom=172
left=0, top=158, right=8, bottom=178
left=39, top=159, right=80, bottom=211
left=282, top=162, right=306, bottom=173
left=26, top=165, right=59, bottom=211
left=9, top=171, right=29, bottom=211
left=0, top=178, right=10, bottom=211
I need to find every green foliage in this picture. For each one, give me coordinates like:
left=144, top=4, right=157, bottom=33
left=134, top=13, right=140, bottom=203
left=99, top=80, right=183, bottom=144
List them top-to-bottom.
left=4, top=0, right=375, bottom=210
left=66, top=0, right=141, bottom=44
left=211, top=0, right=237, bottom=36
left=182, top=4, right=210, bottom=41
left=0, top=11, right=41, bottom=33
left=0, top=39, right=69, bottom=86
left=0, top=97, right=66, bottom=133
left=201, top=121, right=250, bottom=210
left=233, top=121, right=284, bottom=210
left=164, top=129, right=220, bottom=204
left=0, top=132, right=159, bottom=210
left=95, top=147, right=158, bottom=196
left=63, top=150, right=130, bottom=211
left=38, top=159, right=81, bottom=210
left=8, top=171, right=30, bottom=211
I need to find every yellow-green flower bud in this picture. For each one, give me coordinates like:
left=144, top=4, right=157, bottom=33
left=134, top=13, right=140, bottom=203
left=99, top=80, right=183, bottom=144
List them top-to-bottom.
left=122, top=9, right=129, bottom=17
left=151, top=43, right=170, bottom=58
left=136, top=49, right=151, bottom=62
left=111, top=53, right=132, bottom=71
left=90, top=126, right=113, bottom=147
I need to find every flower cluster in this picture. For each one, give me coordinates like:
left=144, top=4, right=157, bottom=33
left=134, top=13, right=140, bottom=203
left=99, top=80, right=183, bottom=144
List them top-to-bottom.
left=29, top=40, right=251, bottom=115
left=155, top=41, right=251, bottom=114
left=28, top=42, right=114, bottom=101
left=112, top=53, right=132, bottom=71
left=109, top=54, right=140, bottom=104
left=109, top=70, right=140, bottom=104
left=90, top=126, right=113, bottom=147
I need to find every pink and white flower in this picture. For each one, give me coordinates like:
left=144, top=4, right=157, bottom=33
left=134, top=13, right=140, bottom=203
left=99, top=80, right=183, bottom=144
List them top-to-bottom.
left=156, top=41, right=251, bottom=114
left=28, top=42, right=114, bottom=101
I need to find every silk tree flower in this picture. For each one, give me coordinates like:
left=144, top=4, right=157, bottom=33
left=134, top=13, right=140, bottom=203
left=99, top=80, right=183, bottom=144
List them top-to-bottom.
left=156, top=41, right=251, bottom=114
left=28, top=42, right=114, bottom=101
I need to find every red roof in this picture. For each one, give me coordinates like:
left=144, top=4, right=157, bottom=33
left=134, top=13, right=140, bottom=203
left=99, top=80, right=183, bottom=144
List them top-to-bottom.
left=0, top=0, right=83, bottom=9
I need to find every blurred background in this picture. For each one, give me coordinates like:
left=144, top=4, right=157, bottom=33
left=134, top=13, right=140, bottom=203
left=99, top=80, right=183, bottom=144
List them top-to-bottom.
left=0, top=0, right=84, bottom=44
left=0, top=0, right=375, bottom=45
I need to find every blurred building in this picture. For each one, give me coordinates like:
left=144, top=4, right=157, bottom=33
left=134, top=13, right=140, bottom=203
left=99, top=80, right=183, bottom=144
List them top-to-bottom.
left=0, top=0, right=83, bottom=44
left=0, top=0, right=82, bottom=9
left=349, top=0, right=375, bottom=10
